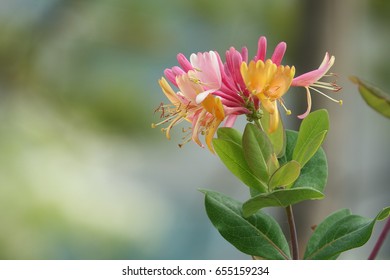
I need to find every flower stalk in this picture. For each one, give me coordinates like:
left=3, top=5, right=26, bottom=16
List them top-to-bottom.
left=285, top=205, right=299, bottom=260
left=368, top=217, right=390, bottom=260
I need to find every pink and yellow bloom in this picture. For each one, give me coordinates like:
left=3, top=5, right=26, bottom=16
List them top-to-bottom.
left=153, top=36, right=341, bottom=151
left=154, top=51, right=229, bottom=153
left=291, top=52, right=342, bottom=119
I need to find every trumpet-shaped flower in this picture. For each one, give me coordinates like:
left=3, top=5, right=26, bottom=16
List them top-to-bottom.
left=153, top=35, right=341, bottom=151
left=238, top=36, right=295, bottom=132
left=155, top=50, right=250, bottom=152
left=291, top=52, right=342, bottom=119
left=241, top=59, right=295, bottom=132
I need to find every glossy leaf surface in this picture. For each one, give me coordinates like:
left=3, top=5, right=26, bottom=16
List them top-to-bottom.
left=201, top=189, right=291, bottom=260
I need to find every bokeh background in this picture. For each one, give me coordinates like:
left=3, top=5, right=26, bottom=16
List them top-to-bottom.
left=0, top=0, right=389, bottom=259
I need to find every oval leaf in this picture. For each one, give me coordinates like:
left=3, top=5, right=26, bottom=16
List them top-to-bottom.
left=350, top=76, right=390, bottom=118
left=293, top=109, right=329, bottom=167
left=216, top=127, right=242, bottom=145
left=282, top=130, right=328, bottom=193
left=213, top=138, right=267, bottom=193
left=268, top=160, right=301, bottom=190
left=242, top=188, right=324, bottom=217
left=201, top=189, right=291, bottom=260
left=377, top=206, right=390, bottom=220
left=304, top=207, right=390, bottom=260
left=304, top=209, right=352, bottom=260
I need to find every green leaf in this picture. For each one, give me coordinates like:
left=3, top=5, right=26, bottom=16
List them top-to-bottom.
left=350, top=76, right=390, bottom=118
left=260, top=107, right=286, bottom=157
left=293, top=109, right=329, bottom=167
left=242, top=123, right=278, bottom=184
left=216, top=127, right=242, bottom=146
left=242, top=130, right=328, bottom=216
left=283, top=130, right=328, bottom=193
left=213, top=138, right=267, bottom=193
left=268, top=160, right=301, bottom=190
left=242, top=188, right=324, bottom=217
left=201, top=189, right=291, bottom=259
left=377, top=206, right=390, bottom=220
left=304, top=207, right=390, bottom=260
left=304, top=209, right=351, bottom=260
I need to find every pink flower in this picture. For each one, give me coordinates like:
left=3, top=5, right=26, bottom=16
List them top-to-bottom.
left=154, top=35, right=342, bottom=151
left=163, top=50, right=251, bottom=123
left=188, top=51, right=222, bottom=104
left=292, top=52, right=342, bottom=119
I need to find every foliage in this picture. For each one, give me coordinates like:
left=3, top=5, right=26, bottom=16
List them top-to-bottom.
left=350, top=76, right=390, bottom=118
left=202, top=110, right=389, bottom=259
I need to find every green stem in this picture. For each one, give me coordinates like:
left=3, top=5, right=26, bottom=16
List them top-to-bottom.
left=254, top=119, right=264, bottom=132
left=285, top=205, right=299, bottom=260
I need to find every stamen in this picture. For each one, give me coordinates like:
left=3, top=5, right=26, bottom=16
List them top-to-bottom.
left=190, top=77, right=200, bottom=84
left=312, top=83, right=338, bottom=91
left=309, top=86, right=343, bottom=105
left=279, top=99, right=291, bottom=115
left=154, top=102, right=163, bottom=114
left=164, top=115, right=185, bottom=139
left=182, top=127, right=191, bottom=133
left=178, top=130, right=193, bottom=148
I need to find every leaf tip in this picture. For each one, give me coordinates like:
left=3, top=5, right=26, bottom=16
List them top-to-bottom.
left=349, top=75, right=360, bottom=85
left=198, top=188, right=208, bottom=195
left=377, top=206, right=390, bottom=221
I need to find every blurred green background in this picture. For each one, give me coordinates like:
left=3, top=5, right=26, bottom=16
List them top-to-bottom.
left=0, top=0, right=389, bottom=259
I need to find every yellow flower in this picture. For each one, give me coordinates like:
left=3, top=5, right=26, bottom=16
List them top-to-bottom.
left=240, top=59, right=295, bottom=132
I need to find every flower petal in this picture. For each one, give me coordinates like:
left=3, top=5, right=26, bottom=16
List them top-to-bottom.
left=256, top=36, right=267, bottom=61
left=271, top=42, right=287, bottom=66
left=190, top=51, right=222, bottom=90
left=291, top=52, right=334, bottom=87
left=177, top=53, right=193, bottom=72
left=176, top=74, right=202, bottom=102
left=158, top=78, right=180, bottom=105
left=297, top=87, right=312, bottom=119
left=195, top=89, right=214, bottom=104
left=269, top=103, right=279, bottom=133
left=191, top=110, right=205, bottom=148
left=224, top=114, right=238, bottom=128
left=205, top=117, right=223, bottom=154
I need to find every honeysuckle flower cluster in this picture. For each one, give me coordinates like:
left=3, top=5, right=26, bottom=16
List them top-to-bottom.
left=153, top=36, right=342, bottom=152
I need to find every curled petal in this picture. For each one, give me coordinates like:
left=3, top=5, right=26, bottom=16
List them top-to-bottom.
left=292, top=52, right=334, bottom=87
left=158, top=78, right=180, bottom=106
left=297, top=87, right=312, bottom=119
left=195, top=89, right=214, bottom=104
left=191, top=110, right=205, bottom=148
left=205, top=117, right=223, bottom=154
